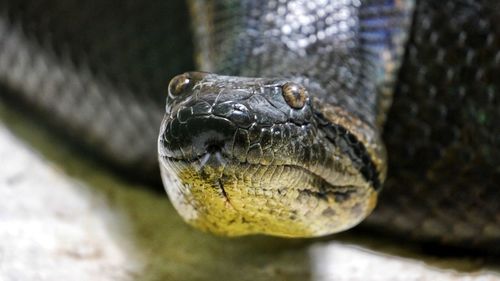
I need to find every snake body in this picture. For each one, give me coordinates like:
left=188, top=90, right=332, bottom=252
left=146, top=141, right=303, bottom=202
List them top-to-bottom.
left=0, top=0, right=499, bottom=253
left=158, top=0, right=411, bottom=237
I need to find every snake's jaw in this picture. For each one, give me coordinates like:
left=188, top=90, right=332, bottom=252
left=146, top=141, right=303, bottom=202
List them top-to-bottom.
left=158, top=72, right=381, bottom=237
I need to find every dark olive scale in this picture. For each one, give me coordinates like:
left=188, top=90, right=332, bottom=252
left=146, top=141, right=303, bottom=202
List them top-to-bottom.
left=191, top=101, right=212, bottom=116
left=177, top=106, right=193, bottom=123
left=233, top=129, right=250, bottom=163
left=260, top=129, right=273, bottom=150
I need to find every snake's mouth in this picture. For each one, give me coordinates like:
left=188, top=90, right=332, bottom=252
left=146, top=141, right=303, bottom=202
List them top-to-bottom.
left=159, top=151, right=377, bottom=237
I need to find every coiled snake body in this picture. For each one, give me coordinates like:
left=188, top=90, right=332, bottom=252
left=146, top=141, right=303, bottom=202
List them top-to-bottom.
left=1, top=0, right=499, bottom=253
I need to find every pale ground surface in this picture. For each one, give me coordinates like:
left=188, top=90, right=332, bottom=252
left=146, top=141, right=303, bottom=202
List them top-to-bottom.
left=0, top=117, right=499, bottom=281
left=0, top=125, right=139, bottom=281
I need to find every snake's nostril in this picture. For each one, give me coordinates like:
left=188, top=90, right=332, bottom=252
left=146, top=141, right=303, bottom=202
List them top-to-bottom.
left=206, top=143, right=224, bottom=154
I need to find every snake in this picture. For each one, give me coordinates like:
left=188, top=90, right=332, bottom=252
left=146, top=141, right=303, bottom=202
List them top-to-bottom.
left=0, top=0, right=499, bottom=253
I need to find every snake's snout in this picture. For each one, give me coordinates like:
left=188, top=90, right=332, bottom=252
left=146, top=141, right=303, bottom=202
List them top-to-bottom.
left=160, top=72, right=250, bottom=162
left=159, top=105, right=238, bottom=162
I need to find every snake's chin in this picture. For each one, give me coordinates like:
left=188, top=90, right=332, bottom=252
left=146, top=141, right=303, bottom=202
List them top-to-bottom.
left=159, top=152, right=378, bottom=237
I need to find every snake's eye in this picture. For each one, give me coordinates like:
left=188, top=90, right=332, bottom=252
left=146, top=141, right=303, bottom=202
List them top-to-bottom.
left=168, top=73, right=191, bottom=98
left=282, top=82, right=308, bottom=109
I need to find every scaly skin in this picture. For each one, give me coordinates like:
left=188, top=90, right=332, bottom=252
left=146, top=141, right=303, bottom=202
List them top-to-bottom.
left=0, top=0, right=499, bottom=253
left=158, top=0, right=411, bottom=237
left=366, top=0, right=500, bottom=253
left=158, top=73, right=380, bottom=236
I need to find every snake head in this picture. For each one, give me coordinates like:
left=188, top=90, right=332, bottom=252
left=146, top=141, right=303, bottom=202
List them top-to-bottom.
left=158, top=71, right=382, bottom=237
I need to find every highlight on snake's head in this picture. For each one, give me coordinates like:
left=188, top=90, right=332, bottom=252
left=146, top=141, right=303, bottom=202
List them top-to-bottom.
left=158, top=71, right=384, bottom=237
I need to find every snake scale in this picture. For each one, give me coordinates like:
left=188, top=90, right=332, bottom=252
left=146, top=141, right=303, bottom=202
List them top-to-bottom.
left=0, top=0, right=499, bottom=254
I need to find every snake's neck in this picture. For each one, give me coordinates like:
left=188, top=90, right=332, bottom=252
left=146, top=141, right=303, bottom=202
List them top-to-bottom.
left=189, top=0, right=414, bottom=129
